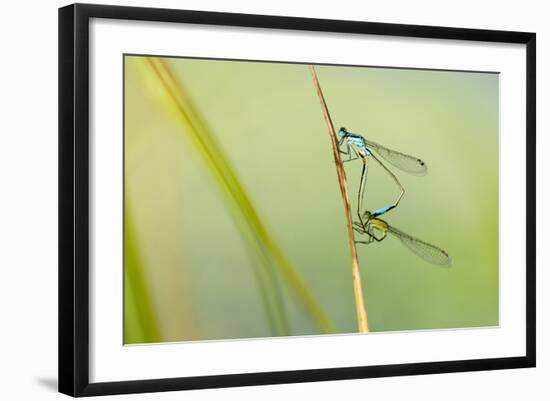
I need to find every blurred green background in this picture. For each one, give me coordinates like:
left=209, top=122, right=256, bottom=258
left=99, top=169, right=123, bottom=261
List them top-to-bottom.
left=124, top=55, right=499, bottom=344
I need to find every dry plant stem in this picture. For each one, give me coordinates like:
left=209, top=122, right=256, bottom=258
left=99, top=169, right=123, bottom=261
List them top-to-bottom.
left=309, top=65, right=370, bottom=333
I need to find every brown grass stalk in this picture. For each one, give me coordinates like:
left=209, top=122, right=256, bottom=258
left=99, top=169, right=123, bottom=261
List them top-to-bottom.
left=309, top=65, right=370, bottom=333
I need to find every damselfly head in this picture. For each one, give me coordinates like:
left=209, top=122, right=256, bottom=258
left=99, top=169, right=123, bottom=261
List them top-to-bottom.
left=338, top=127, right=348, bottom=138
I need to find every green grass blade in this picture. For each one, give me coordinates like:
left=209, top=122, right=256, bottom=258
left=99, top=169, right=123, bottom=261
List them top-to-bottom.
left=142, top=56, right=335, bottom=334
left=144, top=57, right=289, bottom=336
left=124, top=204, right=162, bottom=343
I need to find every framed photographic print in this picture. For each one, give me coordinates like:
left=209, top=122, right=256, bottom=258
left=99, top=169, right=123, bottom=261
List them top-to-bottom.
left=58, top=3, right=536, bottom=397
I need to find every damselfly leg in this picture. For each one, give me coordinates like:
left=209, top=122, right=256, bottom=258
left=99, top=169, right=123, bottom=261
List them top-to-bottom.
left=337, top=127, right=426, bottom=228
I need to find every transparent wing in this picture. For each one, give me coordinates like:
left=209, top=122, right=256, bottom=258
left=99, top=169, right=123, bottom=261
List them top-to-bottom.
left=364, top=139, right=428, bottom=176
left=387, top=225, right=452, bottom=266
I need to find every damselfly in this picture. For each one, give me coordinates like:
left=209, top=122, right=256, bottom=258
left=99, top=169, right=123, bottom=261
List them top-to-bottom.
left=337, top=127, right=428, bottom=230
left=353, top=211, right=452, bottom=267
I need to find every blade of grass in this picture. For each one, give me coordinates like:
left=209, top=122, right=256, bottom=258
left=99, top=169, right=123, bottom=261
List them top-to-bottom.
left=143, top=56, right=335, bottom=334
left=144, top=57, right=288, bottom=336
left=309, top=65, right=370, bottom=333
left=124, top=203, right=162, bottom=343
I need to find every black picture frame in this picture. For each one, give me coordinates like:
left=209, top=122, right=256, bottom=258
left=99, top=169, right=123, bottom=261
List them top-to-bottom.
left=59, top=3, right=536, bottom=397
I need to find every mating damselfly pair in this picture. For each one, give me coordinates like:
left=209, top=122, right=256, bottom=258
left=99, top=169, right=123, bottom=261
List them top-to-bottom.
left=337, top=127, right=452, bottom=267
